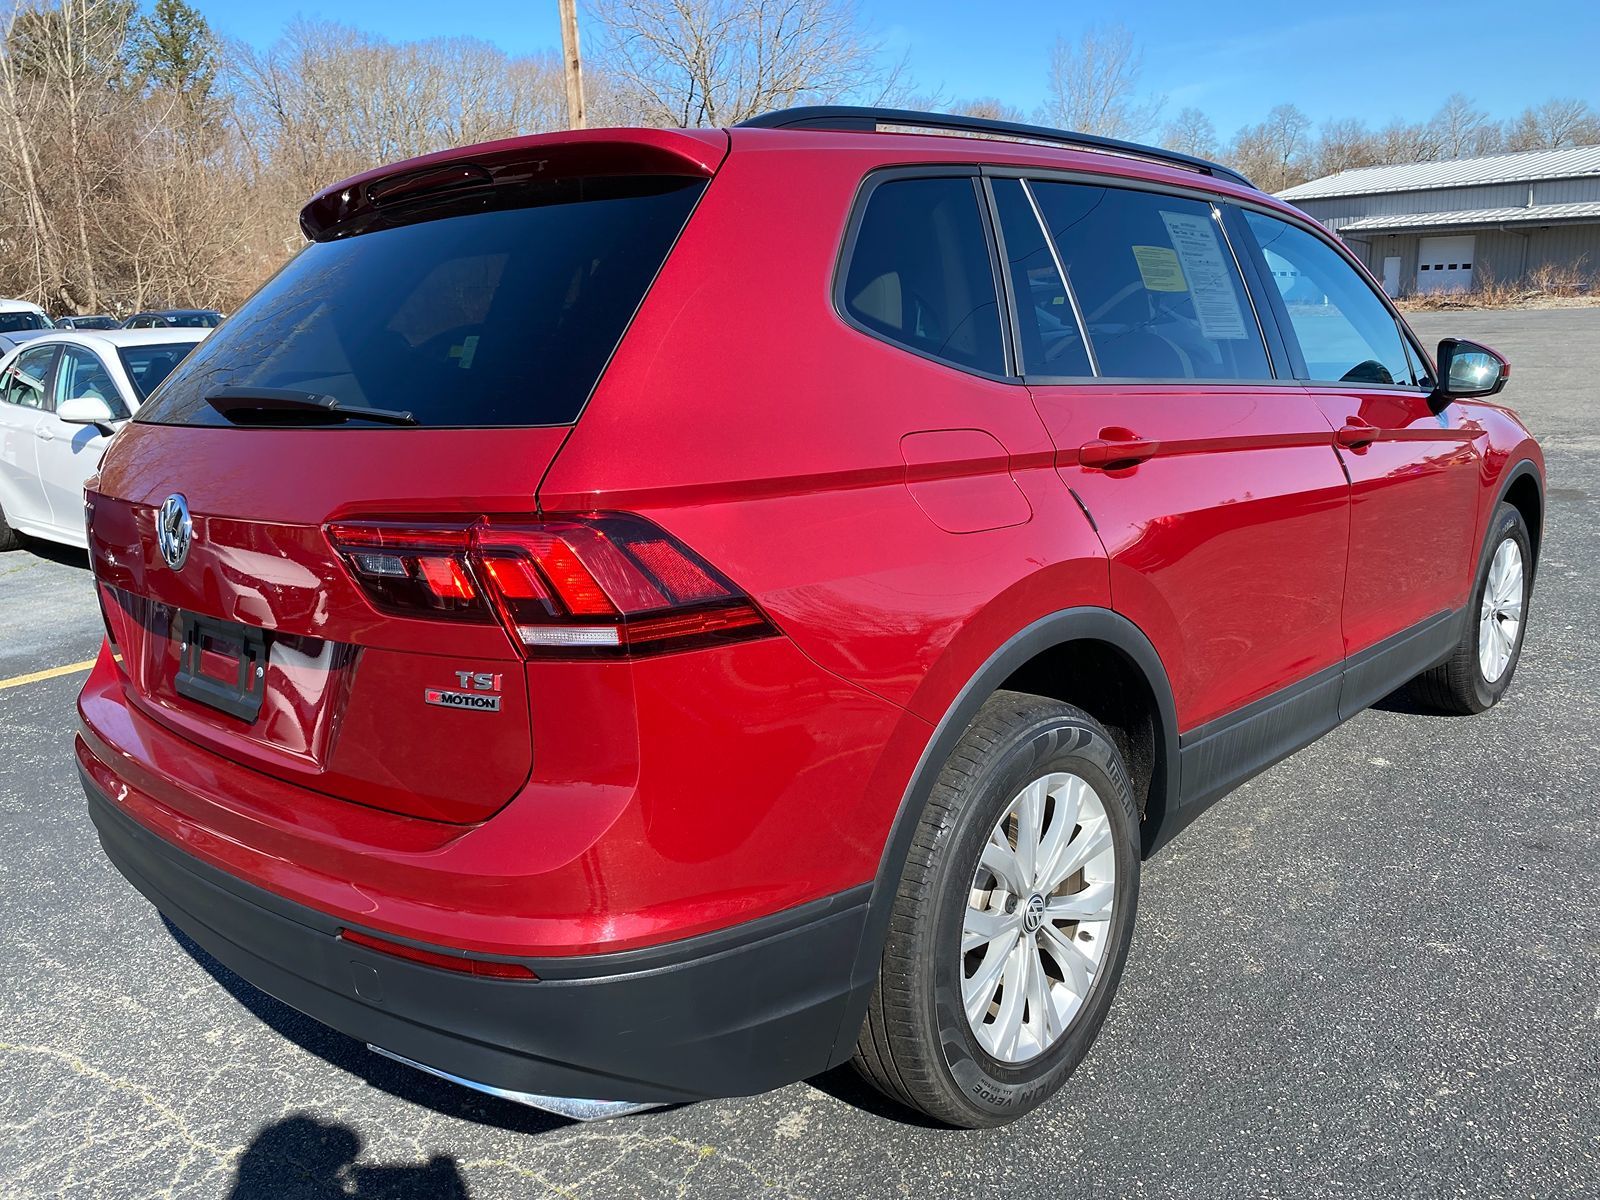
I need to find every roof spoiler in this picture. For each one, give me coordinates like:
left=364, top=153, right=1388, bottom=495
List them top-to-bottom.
left=737, top=105, right=1255, bottom=190
left=299, top=128, right=729, bottom=240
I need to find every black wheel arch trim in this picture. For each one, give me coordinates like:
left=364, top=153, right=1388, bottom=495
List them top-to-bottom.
left=1488, top=458, right=1543, bottom=584
left=825, top=605, right=1178, bottom=1068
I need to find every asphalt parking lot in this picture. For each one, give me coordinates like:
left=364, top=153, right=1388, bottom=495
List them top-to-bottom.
left=2, top=306, right=1597, bottom=1200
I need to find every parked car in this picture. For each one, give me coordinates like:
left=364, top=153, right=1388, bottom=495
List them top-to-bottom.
left=76, top=108, right=1544, bottom=1128
left=0, top=297, right=54, bottom=334
left=120, top=308, right=223, bottom=329
left=55, top=315, right=120, bottom=331
left=0, top=329, right=206, bottom=549
left=0, top=329, right=53, bottom=356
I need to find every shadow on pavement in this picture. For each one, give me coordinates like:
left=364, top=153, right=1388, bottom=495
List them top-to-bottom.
left=15, top=537, right=90, bottom=570
left=1369, top=684, right=1470, bottom=717
left=162, top=917, right=575, bottom=1137
left=803, top=1064, right=947, bottom=1129
left=226, top=1114, right=468, bottom=1199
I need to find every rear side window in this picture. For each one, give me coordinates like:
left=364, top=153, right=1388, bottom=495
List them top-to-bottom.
left=138, top=176, right=705, bottom=428
left=840, top=177, right=1005, bottom=376
left=990, top=178, right=1092, bottom=376
left=1029, top=182, right=1273, bottom=381
left=1242, top=211, right=1415, bottom=387
left=118, top=343, right=196, bottom=402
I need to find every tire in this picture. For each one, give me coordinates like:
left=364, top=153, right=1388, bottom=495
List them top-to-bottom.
left=1410, top=502, right=1532, bottom=714
left=0, top=503, right=21, bottom=552
left=853, top=690, right=1141, bottom=1127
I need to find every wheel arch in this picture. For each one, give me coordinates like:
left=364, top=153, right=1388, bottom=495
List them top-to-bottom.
left=1497, top=459, right=1543, bottom=577
left=825, top=606, right=1178, bottom=1067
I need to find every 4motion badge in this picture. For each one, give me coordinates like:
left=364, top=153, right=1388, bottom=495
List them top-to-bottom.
left=424, top=671, right=503, bottom=712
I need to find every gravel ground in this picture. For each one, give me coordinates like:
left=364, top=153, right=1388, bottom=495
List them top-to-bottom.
left=0, top=307, right=1595, bottom=1199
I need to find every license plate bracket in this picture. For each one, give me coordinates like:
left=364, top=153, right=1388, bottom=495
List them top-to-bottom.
left=174, top=612, right=268, bottom=723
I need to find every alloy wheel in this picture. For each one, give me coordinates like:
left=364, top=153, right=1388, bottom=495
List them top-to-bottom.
left=1479, top=537, right=1524, bottom=683
left=961, top=771, right=1116, bottom=1063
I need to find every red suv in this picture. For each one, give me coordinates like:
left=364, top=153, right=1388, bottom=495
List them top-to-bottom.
left=77, top=107, right=1544, bottom=1128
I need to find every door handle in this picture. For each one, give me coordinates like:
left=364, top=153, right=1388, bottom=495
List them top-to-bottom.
left=1335, top=419, right=1379, bottom=449
left=34, top=426, right=54, bottom=442
left=1079, top=437, right=1159, bottom=468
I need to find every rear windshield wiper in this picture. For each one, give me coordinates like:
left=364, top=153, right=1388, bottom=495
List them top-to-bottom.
left=205, top=386, right=418, bottom=426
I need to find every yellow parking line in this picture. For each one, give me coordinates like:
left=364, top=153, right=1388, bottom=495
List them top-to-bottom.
left=0, top=659, right=98, bottom=691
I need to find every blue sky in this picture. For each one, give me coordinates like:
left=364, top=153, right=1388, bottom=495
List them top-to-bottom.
left=196, top=0, right=1596, bottom=135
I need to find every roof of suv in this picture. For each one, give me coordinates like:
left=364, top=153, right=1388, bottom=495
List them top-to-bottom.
left=301, top=108, right=1272, bottom=240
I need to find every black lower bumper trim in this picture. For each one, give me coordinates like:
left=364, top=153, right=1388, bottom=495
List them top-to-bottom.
left=83, top=768, right=868, bottom=1103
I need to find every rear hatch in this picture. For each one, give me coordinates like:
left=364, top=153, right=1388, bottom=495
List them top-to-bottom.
left=86, top=129, right=725, bottom=824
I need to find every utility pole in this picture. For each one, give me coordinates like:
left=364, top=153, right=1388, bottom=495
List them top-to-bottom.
left=558, top=0, right=586, bottom=129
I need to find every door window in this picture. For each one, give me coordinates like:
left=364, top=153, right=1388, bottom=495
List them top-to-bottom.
left=840, top=176, right=1006, bottom=376
left=989, top=178, right=1092, bottom=377
left=1027, top=182, right=1273, bottom=381
left=1242, top=211, right=1416, bottom=387
left=0, top=346, right=58, bottom=409
left=55, top=346, right=128, bottom=418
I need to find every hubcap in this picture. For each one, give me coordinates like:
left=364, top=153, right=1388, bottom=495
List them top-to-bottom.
left=1478, top=537, right=1524, bottom=683
left=961, top=771, right=1116, bottom=1064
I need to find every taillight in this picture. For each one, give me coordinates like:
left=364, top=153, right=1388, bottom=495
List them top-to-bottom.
left=326, top=513, right=776, bottom=659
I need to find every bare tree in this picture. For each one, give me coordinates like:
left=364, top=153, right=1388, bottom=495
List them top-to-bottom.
left=0, top=0, right=144, bottom=310
left=589, top=0, right=899, bottom=127
left=229, top=21, right=565, bottom=202
left=1039, top=23, right=1160, bottom=139
left=1430, top=93, right=1500, bottom=158
left=952, top=97, right=1026, bottom=124
left=1505, top=97, right=1600, bottom=150
left=1227, top=103, right=1312, bottom=192
left=1158, top=106, right=1217, bottom=159
left=1313, top=117, right=1380, bottom=177
left=1373, top=118, right=1443, bottom=165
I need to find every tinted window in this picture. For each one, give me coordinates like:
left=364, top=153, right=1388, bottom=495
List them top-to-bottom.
left=139, top=176, right=705, bottom=428
left=841, top=177, right=1005, bottom=375
left=990, top=179, right=1091, bottom=376
left=1029, top=183, right=1272, bottom=381
left=1243, top=211, right=1414, bottom=387
left=0, top=311, right=48, bottom=333
left=118, top=342, right=197, bottom=403
left=0, top=345, right=57, bottom=408
left=55, top=346, right=126, bottom=418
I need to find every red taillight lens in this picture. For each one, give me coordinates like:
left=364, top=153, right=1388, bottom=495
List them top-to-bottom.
left=326, top=513, right=776, bottom=659
left=325, top=523, right=482, bottom=618
left=338, top=928, right=537, bottom=980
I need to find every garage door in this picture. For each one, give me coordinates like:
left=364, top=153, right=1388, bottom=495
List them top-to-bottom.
left=1417, top=235, right=1475, bottom=293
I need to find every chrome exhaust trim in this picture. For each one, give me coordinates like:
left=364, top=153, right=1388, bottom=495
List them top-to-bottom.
left=367, top=1045, right=663, bottom=1122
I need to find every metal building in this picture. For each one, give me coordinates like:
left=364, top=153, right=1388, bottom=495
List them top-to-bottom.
left=1277, top=145, right=1600, bottom=296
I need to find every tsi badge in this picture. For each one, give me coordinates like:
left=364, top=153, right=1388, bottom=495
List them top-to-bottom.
left=424, top=671, right=503, bottom=713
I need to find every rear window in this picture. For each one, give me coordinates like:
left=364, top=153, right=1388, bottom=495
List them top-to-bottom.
left=137, top=175, right=705, bottom=428
left=119, top=343, right=197, bottom=401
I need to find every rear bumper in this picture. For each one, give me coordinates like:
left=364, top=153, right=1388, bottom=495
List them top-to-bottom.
left=84, top=769, right=869, bottom=1103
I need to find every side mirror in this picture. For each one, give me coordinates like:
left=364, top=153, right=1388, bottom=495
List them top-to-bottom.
left=1433, top=338, right=1509, bottom=402
left=57, top=394, right=118, bottom=436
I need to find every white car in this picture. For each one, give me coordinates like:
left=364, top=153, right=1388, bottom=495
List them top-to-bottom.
left=0, top=297, right=53, bottom=336
left=0, top=329, right=207, bottom=549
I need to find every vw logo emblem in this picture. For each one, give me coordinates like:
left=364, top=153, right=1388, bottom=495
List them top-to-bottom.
left=156, top=493, right=192, bottom=571
left=1022, top=893, right=1047, bottom=934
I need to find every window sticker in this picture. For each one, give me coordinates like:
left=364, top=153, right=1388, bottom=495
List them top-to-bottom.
left=1158, top=210, right=1250, bottom=340
left=1131, top=245, right=1187, bottom=292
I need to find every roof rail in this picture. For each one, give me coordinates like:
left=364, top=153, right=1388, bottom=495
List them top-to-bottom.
left=735, top=105, right=1256, bottom=190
